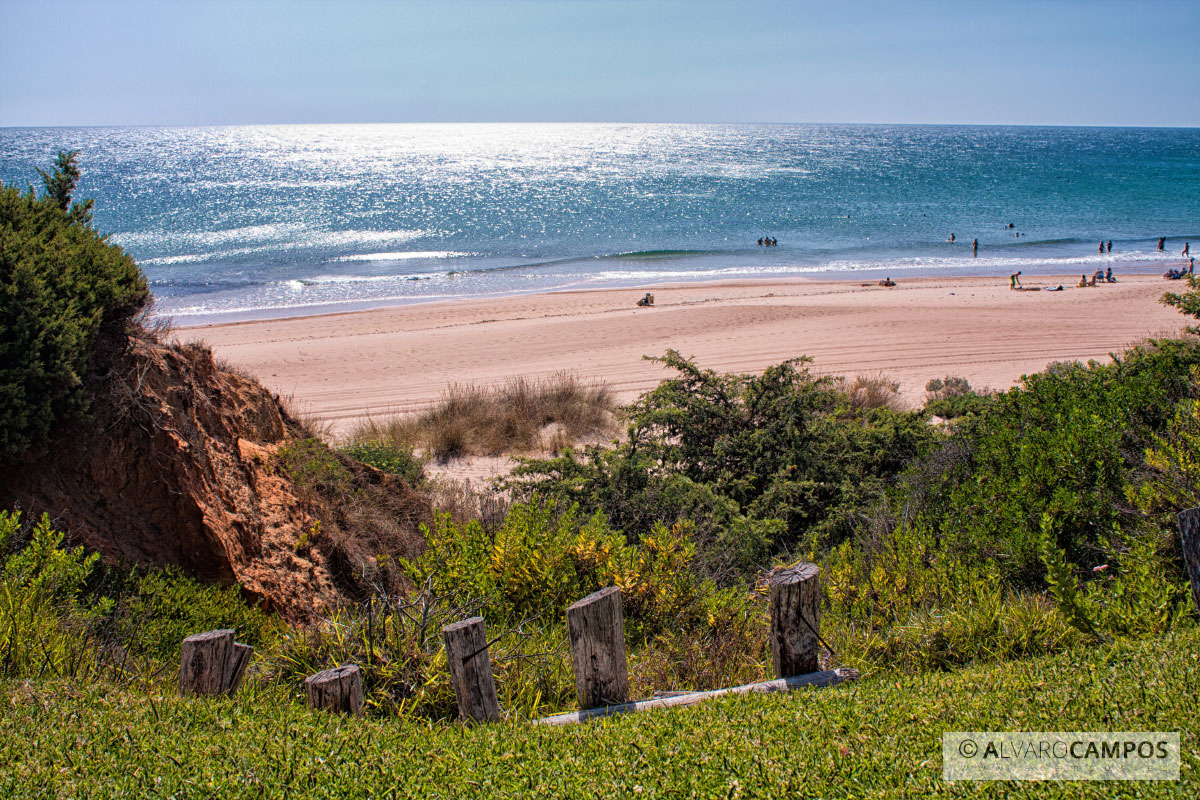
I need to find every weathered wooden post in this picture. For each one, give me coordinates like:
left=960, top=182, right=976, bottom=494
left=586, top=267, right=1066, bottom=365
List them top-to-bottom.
left=1179, top=507, right=1200, bottom=616
left=769, top=563, right=821, bottom=678
left=567, top=586, right=629, bottom=709
left=442, top=617, right=501, bottom=723
left=179, top=629, right=253, bottom=696
left=304, top=665, right=364, bottom=715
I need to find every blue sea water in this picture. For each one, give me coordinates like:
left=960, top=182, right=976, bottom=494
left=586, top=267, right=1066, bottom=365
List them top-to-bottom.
left=1, top=123, right=1197, bottom=323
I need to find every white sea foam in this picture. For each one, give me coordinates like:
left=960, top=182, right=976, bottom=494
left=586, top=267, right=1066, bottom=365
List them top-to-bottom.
left=334, top=250, right=470, bottom=262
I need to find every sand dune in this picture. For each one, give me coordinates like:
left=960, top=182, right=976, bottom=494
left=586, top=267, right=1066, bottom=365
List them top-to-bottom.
left=184, top=273, right=1189, bottom=437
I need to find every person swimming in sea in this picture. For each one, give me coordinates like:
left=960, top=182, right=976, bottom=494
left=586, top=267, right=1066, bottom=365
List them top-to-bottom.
left=948, top=233, right=956, bottom=242
left=972, top=239, right=978, bottom=257
left=1107, top=240, right=1112, bottom=253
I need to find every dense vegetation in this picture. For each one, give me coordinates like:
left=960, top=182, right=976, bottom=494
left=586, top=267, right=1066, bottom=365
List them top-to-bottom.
left=0, top=151, right=148, bottom=456
left=4, top=151, right=1200, bottom=794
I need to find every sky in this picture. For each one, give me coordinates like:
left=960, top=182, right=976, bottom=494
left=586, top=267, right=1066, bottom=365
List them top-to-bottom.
left=1, top=0, right=1197, bottom=127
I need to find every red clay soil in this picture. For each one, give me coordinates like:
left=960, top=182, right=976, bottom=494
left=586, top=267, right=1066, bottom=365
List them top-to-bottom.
left=0, top=333, right=427, bottom=620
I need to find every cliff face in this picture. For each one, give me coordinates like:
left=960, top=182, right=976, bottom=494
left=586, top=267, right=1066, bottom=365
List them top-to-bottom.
left=0, top=334, right=426, bottom=619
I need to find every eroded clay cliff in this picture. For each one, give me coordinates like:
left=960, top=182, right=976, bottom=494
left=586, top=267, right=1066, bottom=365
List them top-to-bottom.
left=0, top=332, right=428, bottom=619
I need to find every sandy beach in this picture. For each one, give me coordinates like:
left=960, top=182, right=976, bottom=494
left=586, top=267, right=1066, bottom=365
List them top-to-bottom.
left=185, top=273, right=1189, bottom=438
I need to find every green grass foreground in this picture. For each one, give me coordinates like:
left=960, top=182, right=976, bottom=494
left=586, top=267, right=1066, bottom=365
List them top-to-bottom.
left=2, top=632, right=1196, bottom=799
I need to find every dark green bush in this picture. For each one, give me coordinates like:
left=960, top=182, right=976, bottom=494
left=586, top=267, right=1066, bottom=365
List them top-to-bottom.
left=0, top=151, right=149, bottom=456
left=907, top=339, right=1200, bottom=585
left=507, top=351, right=938, bottom=572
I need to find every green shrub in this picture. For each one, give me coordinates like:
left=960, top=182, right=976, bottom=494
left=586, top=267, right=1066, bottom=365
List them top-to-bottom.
left=0, top=151, right=149, bottom=456
left=913, top=340, right=1200, bottom=585
left=508, top=351, right=938, bottom=570
left=276, top=437, right=354, bottom=494
left=341, top=439, right=426, bottom=484
left=0, top=510, right=105, bottom=678
left=106, top=566, right=275, bottom=663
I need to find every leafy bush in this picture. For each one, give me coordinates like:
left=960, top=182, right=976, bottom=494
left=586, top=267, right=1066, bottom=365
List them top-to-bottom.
left=0, top=151, right=149, bottom=456
left=904, top=339, right=1200, bottom=586
left=507, top=351, right=938, bottom=571
left=922, top=375, right=991, bottom=419
left=276, top=437, right=355, bottom=494
left=341, top=439, right=426, bottom=484
left=0, top=510, right=106, bottom=678
left=103, top=566, right=275, bottom=663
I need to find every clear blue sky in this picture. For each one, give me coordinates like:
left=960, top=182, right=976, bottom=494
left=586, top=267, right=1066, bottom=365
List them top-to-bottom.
left=2, top=0, right=1197, bottom=127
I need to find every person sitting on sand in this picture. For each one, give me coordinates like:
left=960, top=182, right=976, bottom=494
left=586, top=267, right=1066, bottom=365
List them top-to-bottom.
left=1105, top=267, right=1115, bottom=283
left=1010, top=271, right=1022, bottom=289
left=1078, top=274, right=1088, bottom=287
left=879, top=277, right=896, bottom=287
left=636, top=292, right=654, bottom=306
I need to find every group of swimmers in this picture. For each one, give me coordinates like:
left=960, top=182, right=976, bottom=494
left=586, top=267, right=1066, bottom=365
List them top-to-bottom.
left=947, top=233, right=981, bottom=256
left=757, top=236, right=778, bottom=246
left=1156, top=238, right=1190, bottom=257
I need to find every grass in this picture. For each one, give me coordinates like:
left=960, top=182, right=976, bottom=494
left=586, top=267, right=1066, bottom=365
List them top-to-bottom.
left=349, top=372, right=617, bottom=462
left=834, top=372, right=905, bottom=412
left=1, top=630, right=1196, bottom=798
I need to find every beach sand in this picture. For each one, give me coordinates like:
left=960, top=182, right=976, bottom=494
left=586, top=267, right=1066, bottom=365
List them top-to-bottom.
left=184, top=273, right=1188, bottom=442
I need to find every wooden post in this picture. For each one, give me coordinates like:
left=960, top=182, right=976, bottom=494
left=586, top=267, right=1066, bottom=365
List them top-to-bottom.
left=1179, top=507, right=1200, bottom=616
left=769, top=563, right=821, bottom=678
left=567, top=586, right=629, bottom=709
left=442, top=617, right=501, bottom=723
left=179, top=629, right=255, bottom=696
left=304, top=665, right=364, bottom=715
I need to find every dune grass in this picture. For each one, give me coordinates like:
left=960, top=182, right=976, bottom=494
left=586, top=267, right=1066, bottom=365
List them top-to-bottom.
left=349, top=372, right=618, bottom=462
left=1, top=630, right=1195, bottom=798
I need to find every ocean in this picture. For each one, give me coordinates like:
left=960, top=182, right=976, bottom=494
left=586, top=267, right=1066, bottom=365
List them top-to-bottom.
left=1, top=123, right=1197, bottom=323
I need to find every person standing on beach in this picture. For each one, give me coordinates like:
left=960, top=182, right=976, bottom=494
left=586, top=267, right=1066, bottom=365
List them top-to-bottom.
left=972, top=239, right=978, bottom=257
left=1010, top=271, right=1022, bottom=289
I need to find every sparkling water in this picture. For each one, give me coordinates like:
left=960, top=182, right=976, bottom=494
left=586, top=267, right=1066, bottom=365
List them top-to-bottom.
left=2, top=123, right=1197, bottom=322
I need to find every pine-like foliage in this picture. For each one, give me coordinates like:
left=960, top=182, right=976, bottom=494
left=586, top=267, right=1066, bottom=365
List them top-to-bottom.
left=0, top=151, right=148, bottom=456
